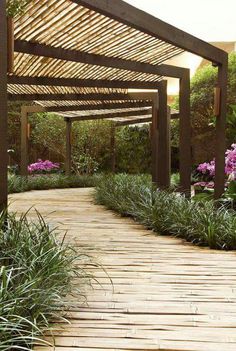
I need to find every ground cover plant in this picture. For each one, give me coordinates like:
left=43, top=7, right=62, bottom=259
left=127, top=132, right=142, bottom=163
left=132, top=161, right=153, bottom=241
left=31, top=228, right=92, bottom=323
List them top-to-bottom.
left=8, top=173, right=100, bottom=194
left=95, top=174, right=236, bottom=250
left=0, top=210, right=91, bottom=350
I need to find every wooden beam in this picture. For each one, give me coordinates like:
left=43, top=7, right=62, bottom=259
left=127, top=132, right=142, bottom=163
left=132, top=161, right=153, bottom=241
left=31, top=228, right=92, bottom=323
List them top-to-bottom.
left=0, top=0, right=8, bottom=211
left=76, top=0, right=226, bottom=64
left=14, top=40, right=187, bottom=79
left=214, top=59, right=228, bottom=199
left=179, top=69, right=191, bottom=197
left=8, top=75, right=161, bottom=90
left=156, top=80, right=170, bottom=189
left=8, top=92, right=151, bottom=101
left=22, top=101, right=152, bottom=113
left=20, top=107, right=29, bottom=176
left=63, top=109, right=152, bottom=121
left=115, top=117, right=152, bottom=127
left=65, top=119, right=72, bottom=176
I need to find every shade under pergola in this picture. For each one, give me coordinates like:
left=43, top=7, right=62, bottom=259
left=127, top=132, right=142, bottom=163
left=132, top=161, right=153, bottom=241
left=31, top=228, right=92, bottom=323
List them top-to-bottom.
left=0, top=0, right=228, bottom=210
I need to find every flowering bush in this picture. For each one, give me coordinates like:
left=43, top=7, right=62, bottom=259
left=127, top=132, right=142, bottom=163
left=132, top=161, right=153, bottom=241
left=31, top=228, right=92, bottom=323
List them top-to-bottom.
left=195, top=144, right=236, bottom=195
left=197, top=144, right=236, bottom=181
left=28, top=159, right=60, bottom=174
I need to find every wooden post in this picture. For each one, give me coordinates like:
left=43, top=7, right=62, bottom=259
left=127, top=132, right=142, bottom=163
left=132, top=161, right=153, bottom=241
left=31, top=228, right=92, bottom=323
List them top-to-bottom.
left=0, top=0, right=8, bottom=211
left=7, top=17, right=14, bottom=74
left=214, top=57, right=228, bottom=199
left=179, top=69, right=191, bottom=197
left=156, top=80, right=170, bottom=189
left=151, top=95, right=158, bottom=184
left=20, top=107, right=29, bottom=176
left=65, top=118, right=72, bottom=175
left=110, top=125, right=116, bottom=173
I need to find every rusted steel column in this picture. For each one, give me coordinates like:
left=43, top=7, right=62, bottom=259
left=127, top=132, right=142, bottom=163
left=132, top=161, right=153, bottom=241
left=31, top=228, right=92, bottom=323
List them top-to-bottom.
left=0, top=1, right=8, bottom=211
left=214, top=56, right=228, bottom=199
left=179, top=69, right=191, bottom=197
left=20, top=107, right=29, bottom=176
left=65, top=118, right=72, bottom=175
left=110, top=124, right=116, bottom=173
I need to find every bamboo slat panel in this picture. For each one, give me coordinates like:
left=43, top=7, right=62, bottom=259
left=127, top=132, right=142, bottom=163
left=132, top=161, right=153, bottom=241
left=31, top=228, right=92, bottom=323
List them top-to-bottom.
left=8, top=0, right=183, bottom=100
left=14, top=0, right=183, bottom=65
left=12, top=53, right=162, bottom=82
left=8, top=84, right=127, bottom=95
left=9, top=188, right=236, bottom=351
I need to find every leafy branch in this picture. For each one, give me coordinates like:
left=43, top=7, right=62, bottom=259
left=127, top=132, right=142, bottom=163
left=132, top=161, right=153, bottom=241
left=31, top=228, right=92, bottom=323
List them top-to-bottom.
left=6, top=0, right=32, bottom=17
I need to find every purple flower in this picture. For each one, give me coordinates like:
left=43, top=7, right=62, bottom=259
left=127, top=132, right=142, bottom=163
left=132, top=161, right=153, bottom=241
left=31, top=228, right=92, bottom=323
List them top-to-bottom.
left=197, top=143, right=236, bottom=180
left=28, top=159, right=60, bottom=174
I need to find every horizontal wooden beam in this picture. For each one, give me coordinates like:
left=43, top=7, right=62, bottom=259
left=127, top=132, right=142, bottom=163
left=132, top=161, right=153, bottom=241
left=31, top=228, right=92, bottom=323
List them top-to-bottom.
left=76, top=0, right=227, bottom=64
left=14, top=40, right=187, bottom=79
left=8, top=75, right=161, bottom=90
left=9, top=92, right=151, bottom=102
left=22, top=101, right=152, bottom=113
left=63, top=108, right=151, bottom=121
left=64, top=110, right=179, bottom=122
left=115, top=117, right=152, bottom=127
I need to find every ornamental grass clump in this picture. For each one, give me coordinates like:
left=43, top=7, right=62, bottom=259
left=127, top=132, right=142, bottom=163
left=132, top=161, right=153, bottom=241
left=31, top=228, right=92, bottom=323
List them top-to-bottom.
left=95, top=174, right=236, bottom=250
left=0, top=210, right=91, bottom=350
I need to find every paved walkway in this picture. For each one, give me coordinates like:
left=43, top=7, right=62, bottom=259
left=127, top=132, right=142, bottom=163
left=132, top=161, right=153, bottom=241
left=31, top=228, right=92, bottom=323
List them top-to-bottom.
left=10, top=188, right=236, bottom=351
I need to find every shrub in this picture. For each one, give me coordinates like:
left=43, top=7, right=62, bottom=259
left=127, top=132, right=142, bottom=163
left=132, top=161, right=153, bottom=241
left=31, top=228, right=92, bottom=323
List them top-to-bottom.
left=8, top=174, right=100, bottom=194
left=95, top=174, right=236, bottom=250
left=0, top=210, right=91, bottom=350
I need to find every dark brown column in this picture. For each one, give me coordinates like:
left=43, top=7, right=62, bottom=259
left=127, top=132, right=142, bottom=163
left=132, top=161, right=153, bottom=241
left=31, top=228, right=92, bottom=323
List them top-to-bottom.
left=0, top=1, right=8, bottom=211
left=214, top=57, right=228, bottom=199
left=179, top=69, right=191, bottom=197
left=156, top=80, right=170, bottom=189
left=151, top=95, right=158, bottom=184
left=20, top=108, right=29, bottom=176
left=65, top=118, right=72, bottom=176
left=110, top=125, right=116, bottom=173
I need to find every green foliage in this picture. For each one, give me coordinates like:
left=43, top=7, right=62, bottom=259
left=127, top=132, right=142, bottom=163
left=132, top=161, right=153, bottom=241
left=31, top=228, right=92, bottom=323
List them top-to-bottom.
left=7, top=0, right=32, bottom=17
left=171, top=53, right=236, bottom=154
left=226, top=105, right=236, bottom=144
left=30, top=114, right=112, bottom=172
left=116, top=125, right=151, bottom=173
left=72, top=154, right=99, bottom=175
left=8, top=174, right=100, bottom=194
left=95, top=174, right=236, bottom=250
left=227, top=180, right=236, bottom=201
left=0, top=210, right=91, bottom=349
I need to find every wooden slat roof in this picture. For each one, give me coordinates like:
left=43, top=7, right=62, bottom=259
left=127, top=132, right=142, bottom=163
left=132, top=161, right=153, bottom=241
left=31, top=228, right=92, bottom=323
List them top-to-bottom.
left=8, top=0, right=184, bottom=105
left=14, top=0, right=183, bottom=65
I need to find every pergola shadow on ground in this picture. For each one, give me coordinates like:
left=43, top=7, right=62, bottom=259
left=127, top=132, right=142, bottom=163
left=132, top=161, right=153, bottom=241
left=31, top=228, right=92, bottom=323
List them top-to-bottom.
left=0, top=0, right=228, bottom=211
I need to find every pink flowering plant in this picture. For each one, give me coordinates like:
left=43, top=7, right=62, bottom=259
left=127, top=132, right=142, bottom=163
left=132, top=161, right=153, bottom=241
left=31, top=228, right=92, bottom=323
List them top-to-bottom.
left=195, top=143, right=236, bottom=192
left=28, top=159, right=60, bottom=174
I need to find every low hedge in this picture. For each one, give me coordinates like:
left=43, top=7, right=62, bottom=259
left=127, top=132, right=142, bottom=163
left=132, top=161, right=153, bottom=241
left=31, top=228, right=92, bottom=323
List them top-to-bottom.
left=8, top=174, right=100, bottom=194
left=95, top=174, right=236, bottom=250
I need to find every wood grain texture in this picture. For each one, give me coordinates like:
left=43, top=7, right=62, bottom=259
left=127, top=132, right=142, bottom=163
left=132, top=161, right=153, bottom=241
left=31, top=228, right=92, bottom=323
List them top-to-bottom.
left=9, top=188, right=236, bottom=351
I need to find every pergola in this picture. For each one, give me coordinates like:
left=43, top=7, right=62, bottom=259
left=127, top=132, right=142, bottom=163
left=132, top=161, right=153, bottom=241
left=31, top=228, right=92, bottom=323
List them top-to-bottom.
left=0, top=0, right=228, bottom=211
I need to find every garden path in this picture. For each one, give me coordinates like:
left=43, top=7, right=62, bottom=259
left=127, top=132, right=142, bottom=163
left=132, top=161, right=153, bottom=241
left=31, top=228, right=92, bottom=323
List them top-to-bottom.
left=10, top=188, right=236, bottom=351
